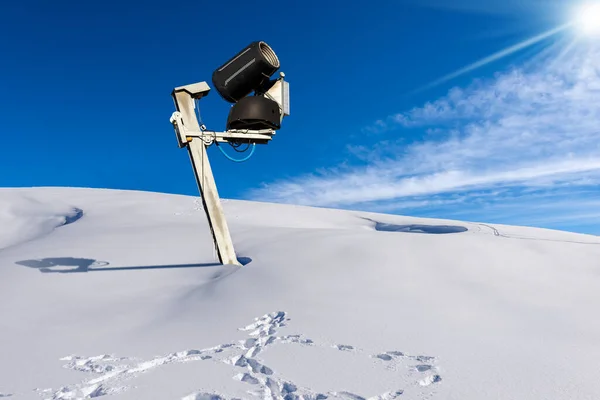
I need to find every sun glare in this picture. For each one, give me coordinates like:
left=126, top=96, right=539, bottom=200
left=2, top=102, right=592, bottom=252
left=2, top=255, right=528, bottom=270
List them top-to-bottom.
left=575, top=2, right=600, bottom=36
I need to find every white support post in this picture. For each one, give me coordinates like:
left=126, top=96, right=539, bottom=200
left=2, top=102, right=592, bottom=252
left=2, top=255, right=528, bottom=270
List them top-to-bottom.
left=172, top=86, right=241, bottom=267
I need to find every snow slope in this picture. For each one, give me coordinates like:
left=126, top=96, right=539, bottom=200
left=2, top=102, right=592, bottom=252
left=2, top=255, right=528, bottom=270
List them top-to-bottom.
left=1, top=187, right=600, bottom=400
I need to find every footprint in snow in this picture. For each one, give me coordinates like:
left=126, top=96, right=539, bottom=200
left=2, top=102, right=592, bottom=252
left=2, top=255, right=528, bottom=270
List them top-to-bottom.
left=415, top=364, right=433, bottom=372
left=419, top=375, right=443, bottom=386
left=182, top=393, right=227, bottom=400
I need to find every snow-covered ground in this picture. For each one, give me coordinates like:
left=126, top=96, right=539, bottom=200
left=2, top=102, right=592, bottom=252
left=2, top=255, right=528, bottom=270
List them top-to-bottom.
left=1, top=187, right=600, bottom=400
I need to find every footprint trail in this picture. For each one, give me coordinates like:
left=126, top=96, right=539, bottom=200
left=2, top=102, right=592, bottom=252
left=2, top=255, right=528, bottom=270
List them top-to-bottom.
left=38, top=311, right=442, bottom=400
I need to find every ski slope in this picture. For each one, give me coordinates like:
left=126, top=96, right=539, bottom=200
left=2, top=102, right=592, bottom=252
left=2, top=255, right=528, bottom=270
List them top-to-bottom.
left=1, top=187, right=600, bottom=400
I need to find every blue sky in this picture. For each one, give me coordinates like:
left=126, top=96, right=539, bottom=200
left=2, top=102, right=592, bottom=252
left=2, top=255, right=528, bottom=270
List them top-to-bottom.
left=2, top=0, right=600, bottom=234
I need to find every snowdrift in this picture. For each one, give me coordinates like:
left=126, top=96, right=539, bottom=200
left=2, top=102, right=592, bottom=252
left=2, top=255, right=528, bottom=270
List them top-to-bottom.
left=1, top=187, right=599, bottom=400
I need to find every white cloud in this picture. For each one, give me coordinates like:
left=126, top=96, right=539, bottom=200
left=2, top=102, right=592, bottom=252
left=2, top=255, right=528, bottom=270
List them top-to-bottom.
left=249, top=44, right=600, bottom=232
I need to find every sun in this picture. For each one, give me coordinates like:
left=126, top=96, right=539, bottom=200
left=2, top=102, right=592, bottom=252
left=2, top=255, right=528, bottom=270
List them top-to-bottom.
left=575, top=2, right=600, bottom=36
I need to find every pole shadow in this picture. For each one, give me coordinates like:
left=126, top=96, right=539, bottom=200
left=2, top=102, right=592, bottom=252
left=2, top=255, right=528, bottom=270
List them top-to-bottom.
left=15, top=256, right=251, bottom=274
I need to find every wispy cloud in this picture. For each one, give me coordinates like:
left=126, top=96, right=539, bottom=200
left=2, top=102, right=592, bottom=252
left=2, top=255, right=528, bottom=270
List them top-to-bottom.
left=249, top=44, right=600, bottom=233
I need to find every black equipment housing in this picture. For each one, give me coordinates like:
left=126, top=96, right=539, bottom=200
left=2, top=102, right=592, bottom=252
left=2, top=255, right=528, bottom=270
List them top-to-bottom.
left=212, top=41, right=280, bottom=103
left=226, top=96, right=281, bottom=131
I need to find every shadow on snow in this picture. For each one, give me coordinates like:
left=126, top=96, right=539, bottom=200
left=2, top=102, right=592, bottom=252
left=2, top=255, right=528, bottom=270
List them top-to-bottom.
left=362, top=217, right=468, bottom=234
left=15, top=256, right=251, bottom=273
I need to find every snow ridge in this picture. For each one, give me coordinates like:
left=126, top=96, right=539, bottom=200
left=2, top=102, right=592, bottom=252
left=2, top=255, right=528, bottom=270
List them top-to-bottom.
left=0, top=193, right=83, bottom=250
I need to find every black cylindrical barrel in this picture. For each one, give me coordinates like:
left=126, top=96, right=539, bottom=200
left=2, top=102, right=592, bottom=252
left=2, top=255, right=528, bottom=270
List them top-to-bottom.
left=212, top=41, right=280, bottom=103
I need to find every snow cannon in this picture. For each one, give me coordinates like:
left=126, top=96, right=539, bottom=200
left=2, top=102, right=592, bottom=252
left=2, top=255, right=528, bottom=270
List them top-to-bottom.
left=169, top=40, right=291, bottom=267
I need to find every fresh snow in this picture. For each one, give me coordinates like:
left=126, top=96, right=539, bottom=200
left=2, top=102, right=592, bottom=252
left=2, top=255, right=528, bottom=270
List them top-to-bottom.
left=1, top=187, right=600, bottom=400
